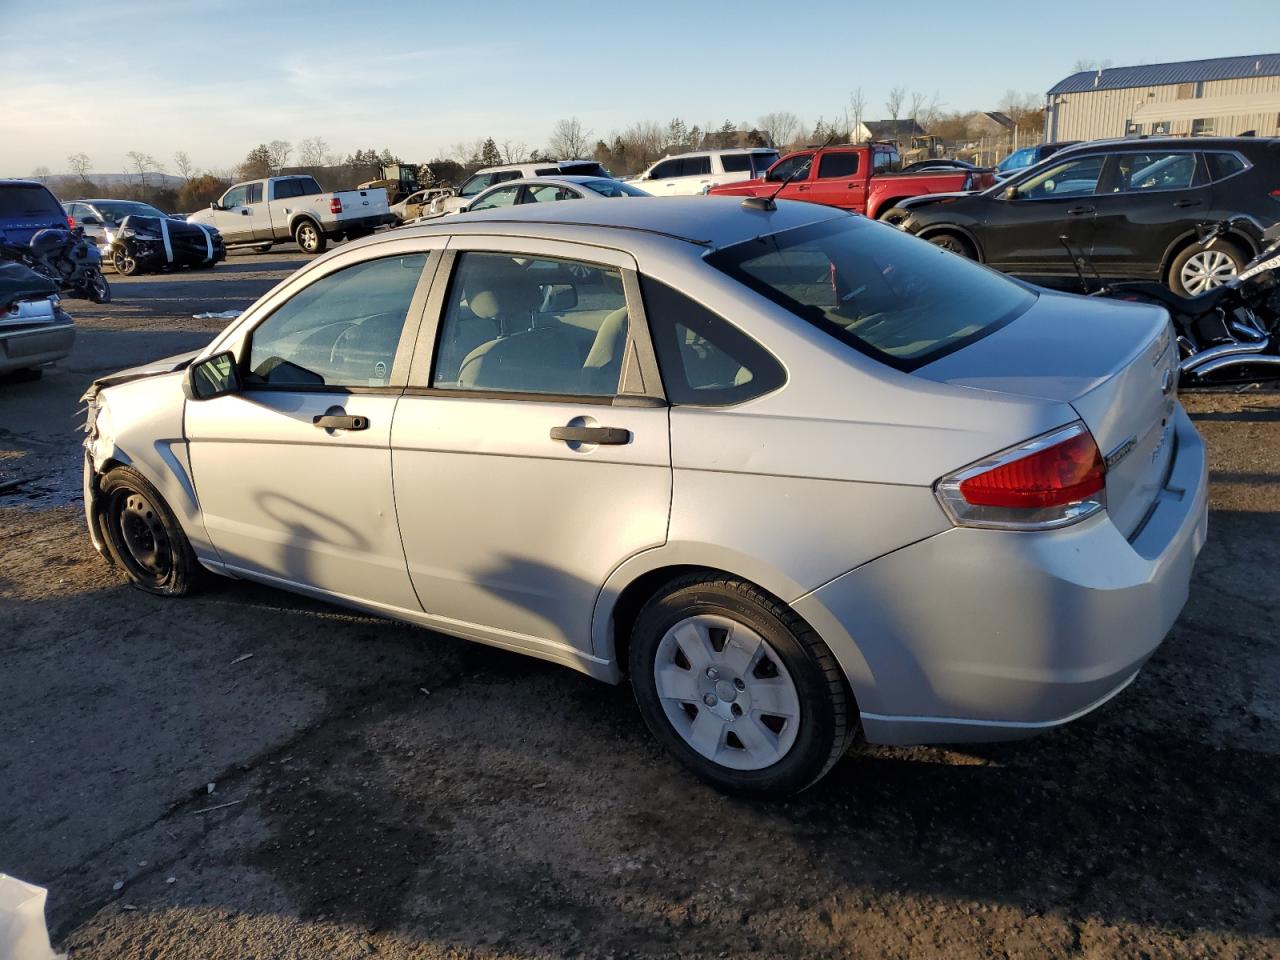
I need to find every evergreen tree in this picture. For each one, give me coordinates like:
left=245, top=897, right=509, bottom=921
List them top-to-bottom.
left=480, top=138, right=502, bottom=167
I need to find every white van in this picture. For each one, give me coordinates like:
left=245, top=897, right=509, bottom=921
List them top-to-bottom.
left=634, top=149, right=779, bottom=197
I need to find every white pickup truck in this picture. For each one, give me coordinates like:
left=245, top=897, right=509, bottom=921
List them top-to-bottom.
left=188, top=175, right=393, bottom=255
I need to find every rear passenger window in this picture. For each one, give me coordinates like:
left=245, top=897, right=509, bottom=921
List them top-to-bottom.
left=1114, top=152, right=1196, bottom=192
left=1205, top=152, right=1247, bottom=181
left=818, top=153, right=860, bottom=179
left=720, top=154, right=752, bottom=173
left=680, top=156, right=712, bottom=177
left=650, top=159, right=680, bottom=180
left=273, top=179, right=302, bottom=199
left=432, top=252, right=630, bottom=397
left=639, top=276, right=785, bottom=405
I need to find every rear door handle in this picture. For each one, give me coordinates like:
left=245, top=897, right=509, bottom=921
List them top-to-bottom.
left=1173, top=199, right=1203, bottom=208
left=1067, top=205, right=1094, bottom=215
left=313, top=414, right=369, bottom=430
left=550, top=425, right=630, bottom=445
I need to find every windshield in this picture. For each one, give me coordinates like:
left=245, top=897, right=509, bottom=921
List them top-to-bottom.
left=752, top=152, right=780, bottom=175
left=583, top=179, right=648, bottom=198
left=0, top=184, right=65, bottom=219
left=91, top=201, right=167, bottom=224
left=707, top=217, right=1035, bottom=371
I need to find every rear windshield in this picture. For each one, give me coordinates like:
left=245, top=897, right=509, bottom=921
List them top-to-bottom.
left=558, top=162, right=609, bottom=178
left=583, top=179, right=648, bottom=197
left=0, top=184, right=64, bottom=219
left=91, top=201, right=166, bottom=223
left=707, top=217, right=1035, bottom=371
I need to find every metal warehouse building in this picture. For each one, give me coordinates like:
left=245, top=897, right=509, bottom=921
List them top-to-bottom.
left=1044, top=53, right=1280, bottom=142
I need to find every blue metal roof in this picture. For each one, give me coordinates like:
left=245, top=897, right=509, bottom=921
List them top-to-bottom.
left=1048, top=53, right=1280, bottom=96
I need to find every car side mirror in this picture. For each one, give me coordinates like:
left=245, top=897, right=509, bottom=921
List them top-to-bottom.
left=1003, top=185, right=1019, bottom=200
left=209, top=201, right=221, bottom=210
left=540, top=283, right=578, bottom=312
left=184, top=351, right=242, bottom=401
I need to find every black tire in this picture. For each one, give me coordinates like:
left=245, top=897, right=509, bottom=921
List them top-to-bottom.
left=876, top=203, right=906, bottom=221
left=878, top=206, right=912, bottom=226
left=293, top=220, right=327, bottom=255
left=926, top=231, right=976, bottom=259
left=1168, top=239, right=1246, bottom=298
left=253, top=243, right=273, bottom=253
left=113, top=248, right=139, bottom=276
left=87, top=270, right=111, bottom=303
left=99, top=466, right=201, bottom=596
left=629, top=574, right=857, bottom=797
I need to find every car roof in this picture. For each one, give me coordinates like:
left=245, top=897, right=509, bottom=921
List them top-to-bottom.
left=1057, top=136, right=1279, bottom=155
left=478, top=175, right=607, bottom=189
left=0, top=179, right=51, bottom=188
left=405, top=195, right=848, bottom=249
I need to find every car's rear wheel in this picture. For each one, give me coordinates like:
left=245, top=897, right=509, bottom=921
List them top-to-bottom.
left=878, top=207, right=911, bottom=226
left=293, top=220, right=326, bottom=255
left=926, top=232, right=976, bottom=259
left=1170, top=240, right=1245, bottom=297
left=253, top=243, right=272, bottom=253
left=99, top=466, right=200, bottom=596
left=629, top=574, right=856, bottom=797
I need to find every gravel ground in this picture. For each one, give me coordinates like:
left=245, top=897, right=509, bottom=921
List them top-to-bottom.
left=1, top=252, right=1278, bottom=959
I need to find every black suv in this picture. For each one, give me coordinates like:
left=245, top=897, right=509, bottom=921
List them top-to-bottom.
left=893, top=137, right=1280, bottom=295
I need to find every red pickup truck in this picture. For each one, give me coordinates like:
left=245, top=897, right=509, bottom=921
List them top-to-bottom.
left=708, top=143, right=994, bottom=219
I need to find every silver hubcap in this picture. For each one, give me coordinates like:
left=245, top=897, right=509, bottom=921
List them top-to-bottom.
left=299, top=226, right=317, bottom=250
left=1180, top=249, right=1237, bottom=294
left=653, top=615, right=801, bottom=771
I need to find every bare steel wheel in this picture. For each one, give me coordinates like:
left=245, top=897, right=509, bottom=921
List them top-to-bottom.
left=1176, top=247, right=1241, bottom=296
left=99, top=465, right=200, bottom=596
left=630, top=574, right=857, bottom=796
left=653, top=614, right=801, bottom=771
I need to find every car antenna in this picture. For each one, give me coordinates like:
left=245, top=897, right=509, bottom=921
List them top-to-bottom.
left=742, top=131, right=838, bottom=212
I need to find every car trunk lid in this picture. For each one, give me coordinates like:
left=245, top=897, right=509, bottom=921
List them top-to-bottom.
left=916, top=291, right=1178, bottom=538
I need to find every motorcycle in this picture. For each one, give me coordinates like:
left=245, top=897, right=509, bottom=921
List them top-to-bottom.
left=1061, top=219, right=1280, bottom=387
left=0, top=226, right=111, bottom=303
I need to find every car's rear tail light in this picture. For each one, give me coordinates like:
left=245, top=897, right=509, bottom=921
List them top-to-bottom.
left=1270, top=187, right=1280, bottom=200
left=330, top=197, right=343, bottom=214
left=67, top=215, right=75, bottom=228
left=935, top=422, right=1106, bottom=530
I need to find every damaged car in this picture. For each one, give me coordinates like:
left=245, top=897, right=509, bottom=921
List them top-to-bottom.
left=108, top=215, right=226, bottom=276
left=0, top=260, right=74, bottom=379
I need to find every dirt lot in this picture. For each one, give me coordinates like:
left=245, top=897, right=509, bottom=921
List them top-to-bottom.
left=2, top=250, right=1278, bottom=959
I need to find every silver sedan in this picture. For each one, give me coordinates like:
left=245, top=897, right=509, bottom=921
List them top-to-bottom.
left=81, top=197, right=1208, bottom=796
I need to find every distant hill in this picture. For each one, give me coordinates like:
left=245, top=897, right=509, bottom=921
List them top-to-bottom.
left=41, top=172, right=186, bottom=192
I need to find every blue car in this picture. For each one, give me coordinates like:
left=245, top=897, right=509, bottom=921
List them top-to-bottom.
left=995, top=141, right=1082, bottom=178
left=0, top=179, right=71, bottom=246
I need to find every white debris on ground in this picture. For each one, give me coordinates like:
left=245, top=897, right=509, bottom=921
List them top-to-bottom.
left=191, top=310, right=242, bottom=320
left=0, top=874, right=63, bottom=960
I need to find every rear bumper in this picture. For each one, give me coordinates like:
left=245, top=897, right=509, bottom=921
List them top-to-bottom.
left=328, top=214, right=394, bottom=237
left=0, top=322, right=75, bottom=373
left=795, top=404, right=1208, bottom=745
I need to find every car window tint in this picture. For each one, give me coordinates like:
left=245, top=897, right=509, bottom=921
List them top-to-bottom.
left=752, top=152, right=780, bottom=175
left=818, top=152, right=860, bottom=179
left=1114, top=152, right=1196, bottom=193
left=1206, top=152, right=1247, bottom=181
left=768, top=153, right=813, bottom=182
left=720, top=154, right=752, bottom=173
left=1016, top=155, right=1105, bottom=199
left=679, top=156, right=712, bottom=177
left=651, top=159, right=680, bottom=180
left=534, top=167, right=560, bottom=176
left=492, top=171, right=522, bottom=184
left=273, top=179, right=303, bottom=199
left=246, top=183, right=263, bottom=204
left=0, top=184, right=64, bottom=218
left=221, top=185, right=247, bottom=209
left=525, top=185, right=580, bottom=203
left=469, top=186, right=520, bottom=211
left=708, top=217, right=1034, bottom=372
left=432, top=252, right=629, bottom=397
left=246, top=254, right=427, bottom=388
left=639, top=276, right=785, bottom=405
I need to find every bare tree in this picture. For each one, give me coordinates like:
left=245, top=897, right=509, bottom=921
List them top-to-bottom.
left=1072, top=58, right=1114, bottom=73
left=848, top=87, right=867, bottom=140
left=885, top=87, right=906, bottom=121
left=758, top=111, right=801, bottom=149
left=548, top=117, right=592, bottom=159
left=299, top=136, right=330, bottom=167
left=449, top=139, right=487, bottom=165
left=267, top=140, right=292, bottom=174
left=500, top=140, right=527, bottom=164
left=173, top=150, right=195, bottom=183
left=126, top=151, right=160, bottom=190
left=67, top=152, right=92, bottom=183
left=31, top=165, right=51, bottom=183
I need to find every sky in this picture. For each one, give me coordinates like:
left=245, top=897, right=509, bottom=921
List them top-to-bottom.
left=0, top=0, right=1274, bottom=178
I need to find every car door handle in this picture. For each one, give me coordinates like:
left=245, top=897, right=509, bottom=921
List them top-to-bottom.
left=1173, top=199, right=1203, bottom=208
left=1067, top=205, right=1094, bottom=215
left=313, top=414, right=369, bottom=430
left=550, top=425, right=630, bottom=445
